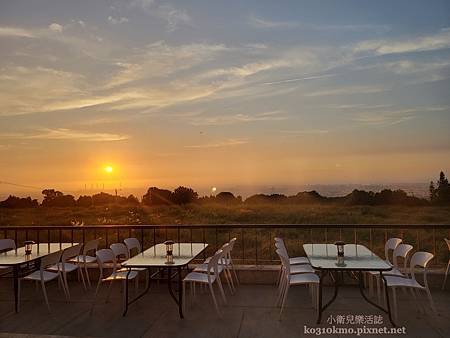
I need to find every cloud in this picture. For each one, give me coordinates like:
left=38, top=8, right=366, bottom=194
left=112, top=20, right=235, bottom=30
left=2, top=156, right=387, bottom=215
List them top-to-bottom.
left=130, top=0, right=191, bottom=31
left=248, top=14, right=298, bottom=29
left=108, top=16, right=129, bottom=24
left=48, top=23, right=63, bottom=33
left=0, top=26, right=34, bottom=38
left=354, top=28, right=450, bottom=55
left=305, top=86, right=386, bottom=97
left=350, top=106, right=450, bottom=126
left=188, top=111, right=287, bottom=126
left=0, top=129, right=129, bottom=142
left=280, top=129, right=329, bottom=135
left=184, top=138, right=249, bottom=149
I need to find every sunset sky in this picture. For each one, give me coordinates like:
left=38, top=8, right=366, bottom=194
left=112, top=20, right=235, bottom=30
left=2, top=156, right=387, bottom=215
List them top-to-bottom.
left=1, top=0, right=449, bottom=198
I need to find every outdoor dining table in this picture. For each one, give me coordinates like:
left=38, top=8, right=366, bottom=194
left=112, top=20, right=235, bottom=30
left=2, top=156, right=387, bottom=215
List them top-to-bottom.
left=0, top=242, right=77, bottom=313
left=121, top=242, right=208, bottom=318
left=303, top=243, right=395, bottom=326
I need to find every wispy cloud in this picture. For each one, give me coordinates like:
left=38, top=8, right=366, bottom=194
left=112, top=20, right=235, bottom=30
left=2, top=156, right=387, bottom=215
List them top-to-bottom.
left=130, top=0, right=191, bottom=32
left=248, top=14, right=298, bottom=29
left=108, top=16, right=129, bottom=24
left=0, top=26, right=34, bottom=38
left=354, top=28, right=450, bottom=55
left=305, top=86, right=386, bottom=97
left=351, top=106, right=450, bottom=126
left=188, top=111, right=287, bottom=126
left=0, top=128, right=129, bottom=141
left=280, top=129, right=329, bottom=135
left=184, top=138, right=249, bottom=149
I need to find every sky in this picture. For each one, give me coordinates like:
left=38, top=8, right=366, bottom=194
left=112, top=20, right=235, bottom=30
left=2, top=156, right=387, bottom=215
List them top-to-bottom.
left=0, top=0, right=449, bottom=198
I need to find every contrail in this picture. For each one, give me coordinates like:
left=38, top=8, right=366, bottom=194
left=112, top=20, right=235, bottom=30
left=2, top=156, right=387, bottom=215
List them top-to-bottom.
left=262, top=73, right=336, bottom=85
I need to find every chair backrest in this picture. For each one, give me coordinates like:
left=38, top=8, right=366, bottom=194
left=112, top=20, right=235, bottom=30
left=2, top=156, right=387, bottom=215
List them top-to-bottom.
left=124, top=237, right=141, bottom=256
left=228, top=237, right=237, bottom=251
left=274, top=237, right=282, bottom=243
left=384, top=238, right=402, bottom=264
left=445, top=238, right=450, bottom=251
left=0, top=239, right=16, bottom=251
left=83, top=239, right=99, bottom=256
left=275, top=241, right=289, bottom=258
left=110, top=243, right=129, bottom=260
left=61, top=244, right=83, bottom=262
left=392, top=244, right=413, bottom=270
left=276, top=248, right=290, bottom=276
left=96, top=249, right=117, bottom=275
left=206, top=249, right=224, bottom=280
left=40, top=251, right=63, bottom=270
left=409, top=251, right=434, bottom=288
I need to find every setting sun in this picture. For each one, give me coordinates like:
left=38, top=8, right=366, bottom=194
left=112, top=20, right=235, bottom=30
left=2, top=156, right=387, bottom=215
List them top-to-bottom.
left=104, top=166, right=113, bottom=174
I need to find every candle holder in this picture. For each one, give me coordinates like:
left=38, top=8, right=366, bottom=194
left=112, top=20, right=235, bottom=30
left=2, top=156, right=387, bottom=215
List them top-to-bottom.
left=24, top=240, right=35, bottom=256
left=164, top=240, right=174, bottom=264
left=334, top=241, right=346, bottom=267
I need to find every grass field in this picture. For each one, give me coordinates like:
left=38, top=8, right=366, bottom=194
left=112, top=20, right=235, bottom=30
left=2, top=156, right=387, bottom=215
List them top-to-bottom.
left=1, top=203, right=450, bottom=226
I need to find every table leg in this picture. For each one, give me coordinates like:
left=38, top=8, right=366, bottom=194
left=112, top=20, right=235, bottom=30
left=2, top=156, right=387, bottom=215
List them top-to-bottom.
left=13, top=265, right=19, bottom=313
left=123, top=267, right=153, bottom=316
left=178, top=267, right=183, bottom=319
left=122, top=268, right=131, bottom=316
left=317, top=270, right=339, bottom=324
left=317, top=270, right=324, bottom=324
left=358, top=271, right=396, bottom=327
left=382, top=273, right=396, bottom=327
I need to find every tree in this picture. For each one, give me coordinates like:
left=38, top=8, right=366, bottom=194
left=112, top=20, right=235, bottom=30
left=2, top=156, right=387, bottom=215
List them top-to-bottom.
left=432, top=171, right=450, bottom=204
left=429, top=181, right=436, bottom=202
left=172, top=186, right=198, bottom=205
left=142, top=187, right=173, bottom=206
left=41, top=189, right=75, bottom=207
left=215, top=191, right=241, bottom=204
left=92, top=192, right=116, bottom=205
left=0, top=195, right=38, bottom=208
left=77, top=195, right=93, bottom=207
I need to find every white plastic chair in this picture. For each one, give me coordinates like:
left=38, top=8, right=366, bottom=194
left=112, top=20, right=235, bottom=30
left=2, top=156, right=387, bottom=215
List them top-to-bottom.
left=124, top=237, right=142, bottom=256
left=367, top=237, right=402, bottom=300
left=69, top=238, right=99, bottom=289
left=204, top=238, right=240, bottom=287
left=274, top=238, right=310, bottom=265
left=442, top=238, right=450, bottom=290
left=0, top=239, right=16, bottom=276
left=275, top=239, right=312, bottom=287
left=110, top=242, right=148, bottom=290
left=46, top=243, right=83, bottom=298
left=195, top=243, right=235, bottom=294
left=94, top=248, right=138, bottom=312
left=183, top=249, right=227, bottom=316
left=276, top=249, right=319, bottom=319
left=18, top=251, right=67, bottom=312
left=385, top=251, right=437, bottom=322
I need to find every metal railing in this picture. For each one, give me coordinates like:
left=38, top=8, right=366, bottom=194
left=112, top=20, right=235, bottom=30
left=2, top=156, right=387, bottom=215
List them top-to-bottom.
left=1, top=224, right=449, bottom=266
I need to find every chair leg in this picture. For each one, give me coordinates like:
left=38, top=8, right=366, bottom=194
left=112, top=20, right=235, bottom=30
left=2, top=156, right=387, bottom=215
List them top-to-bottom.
left=442, top=260, right=450, bottom=290
left=230, top=262, right=239, bottom=286
left=85, top=265, right=92, bottom=288
left=79, top=266, right=87, bottom=291
left=223, top=268, right=234, bottom=295
left=63, top=273, right=70, bottom=300
left=368, top=274, right=374, bottom=297
left=216, top=276, right=227, bottom=304
left=376, top=276, right=381, bottom=304
left=18, top=279, right=21, bottom=312
left=41, top=280, right=50, bottom=312
left=182, top=281, right=186, bottom=314
left=208, top=282, right=221, bottom=316
left=279, top=283, right=290, bottom=320
left=425, top=287, right=437, bottom=315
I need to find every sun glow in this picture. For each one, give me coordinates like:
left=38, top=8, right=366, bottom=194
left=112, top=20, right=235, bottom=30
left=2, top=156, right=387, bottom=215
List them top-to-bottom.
left=104, top=165, right=113, bottom=173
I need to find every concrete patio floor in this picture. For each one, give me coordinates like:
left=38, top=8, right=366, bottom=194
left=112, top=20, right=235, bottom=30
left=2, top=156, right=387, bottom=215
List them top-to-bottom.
left=0, top=275, right=449, bottom=338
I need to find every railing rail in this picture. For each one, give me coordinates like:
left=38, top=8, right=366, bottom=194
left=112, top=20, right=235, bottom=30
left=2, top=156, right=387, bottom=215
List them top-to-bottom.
left=1, top=224, right=449, bottom=267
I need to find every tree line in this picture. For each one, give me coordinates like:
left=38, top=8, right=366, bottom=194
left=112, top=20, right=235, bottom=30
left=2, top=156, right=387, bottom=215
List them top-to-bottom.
left=1, top=171, right=449, bottom=209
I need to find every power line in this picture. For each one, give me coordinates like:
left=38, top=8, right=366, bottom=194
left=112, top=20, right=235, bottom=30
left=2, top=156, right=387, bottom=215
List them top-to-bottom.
left=0, top=180, right=41, bottom=190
